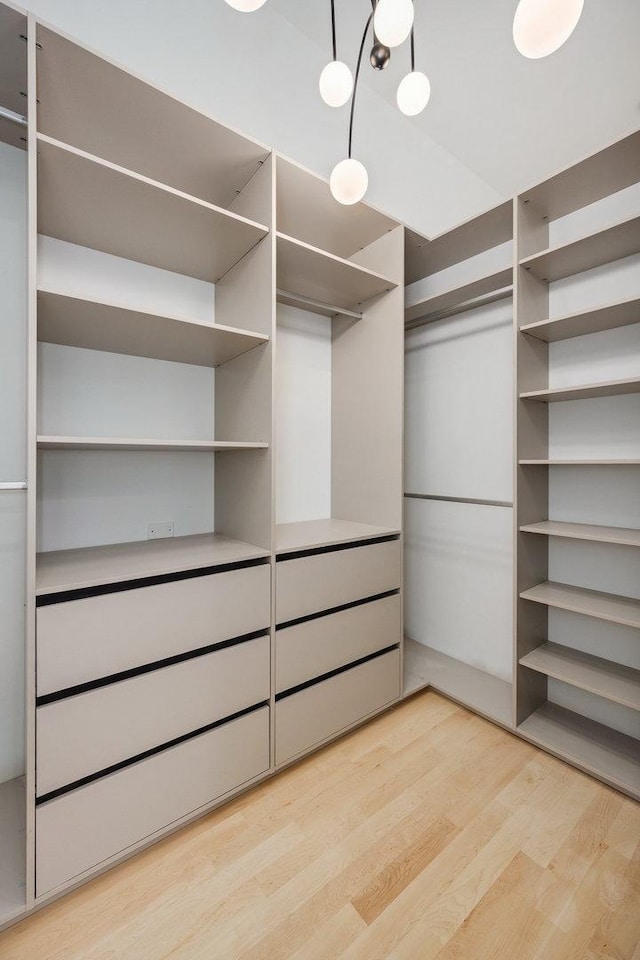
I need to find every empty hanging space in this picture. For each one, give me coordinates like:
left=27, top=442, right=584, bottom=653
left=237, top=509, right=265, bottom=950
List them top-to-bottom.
left=514, top=129, right=640, bottom=800
left=273, top=156, right=404, bottom=763
left=403, top=200, right=514, bottom=726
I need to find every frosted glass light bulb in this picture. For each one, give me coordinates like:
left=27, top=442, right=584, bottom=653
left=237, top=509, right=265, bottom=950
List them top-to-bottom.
left=224, top=0, right=268, bottom=11
left=373, top=0, right=414, bottom=49
left=513, top=0, right=584, bottom=58
left=319, top=60, right=354, bottom=108
left=397, top=71, right=431, bottom=116
left=330, top=158, right=368, bottom=205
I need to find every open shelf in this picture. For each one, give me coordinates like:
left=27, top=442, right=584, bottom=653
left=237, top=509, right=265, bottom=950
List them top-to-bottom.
left=0, top=5, right=27, bottom=152
left=36, top=25, right=270, bottom=209
left=519, top=129, right=640, bottom=223
left=37, top=135, right=269, bottom=284
left=276, top=155, right=396, bottom=260
left=404, top=201, right=512, bottom=285
left=519, top=214, right=640, bottom=283
left=276, top=232, right=396, bottom=311
left=404, top=269, right=512, bottom=326
left=37, top=290, right=269, bottom=367
left=519, top=295, right=640, bottom=342
left=520, top=376, right=640, bottom=403
left=37, top=436, right=268, bottom=452
left=519, top=459, right=640, bottom=466
left=275, top=518, right=399, bottom=556
left=519, top=520, right=640, bottom=547
left=36, top=532, right=270, bottom=596
left=520, top=581, right=640, bottom=629
left=403, top=638, right=513, bottom=728
left=520, top=642, right=640, bottom=711
left=518, top=702, right=640, bottom=800
left=0, top=777, right=25, bottom=925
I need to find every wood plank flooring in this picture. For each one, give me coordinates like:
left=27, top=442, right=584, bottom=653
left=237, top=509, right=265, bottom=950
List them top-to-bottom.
left=1, top=691, right=639, bottom=959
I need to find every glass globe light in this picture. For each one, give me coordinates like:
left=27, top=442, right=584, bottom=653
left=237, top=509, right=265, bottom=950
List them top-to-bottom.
left=224, top=0, right=268, bottom=11
left=373, top=0, right=414, bottom=49
left=513, top=0, right=584, bottom=58
left=319, top=60, right=353, bottom=108
left=397, top=71, right=431, bottom=116
left=330, top=158, right=368, bottom=205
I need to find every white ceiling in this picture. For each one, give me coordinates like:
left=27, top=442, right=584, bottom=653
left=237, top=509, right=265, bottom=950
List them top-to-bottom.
left=15, top=0, right=640, bottom=237
left=275, top=0, right=640, bottom=198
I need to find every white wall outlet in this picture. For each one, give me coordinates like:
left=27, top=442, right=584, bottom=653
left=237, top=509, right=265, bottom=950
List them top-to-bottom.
left=147, top=521, right=174, bottom=540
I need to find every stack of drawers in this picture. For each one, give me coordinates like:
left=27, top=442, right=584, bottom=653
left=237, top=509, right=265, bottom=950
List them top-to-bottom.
left=275, top=535, right=402, bottom=765
left=34, top=561, right=271, bottom=897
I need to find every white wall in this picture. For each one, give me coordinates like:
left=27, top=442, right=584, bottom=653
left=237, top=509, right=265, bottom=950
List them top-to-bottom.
left=0, top=142, right=27, bottom=783
left=404, top=297, right=514, bottom=682
left=275, top=305, right=331, bottom=524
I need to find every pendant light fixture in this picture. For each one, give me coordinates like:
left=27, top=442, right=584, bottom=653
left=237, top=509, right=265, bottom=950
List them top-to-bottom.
left=224, top=0, right=268, bottom=10
left=319, top=0, right=353, bottom=107
left=373, top=0, right=414, bottom=49
left=513, top=0, right=584, bottom=58
left=397, top=28, right=431, bottom=116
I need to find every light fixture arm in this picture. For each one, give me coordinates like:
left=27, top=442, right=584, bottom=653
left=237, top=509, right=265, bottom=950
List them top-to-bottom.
left=330, top=0, right=337, bottom=60
left=348, top=11, right=373, bottom=159
left=410, top=26, right=415, bottom=71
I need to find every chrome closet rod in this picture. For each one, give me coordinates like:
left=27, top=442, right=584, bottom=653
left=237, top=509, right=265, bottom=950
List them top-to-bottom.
left=0, top=104, right=27, bottom=127
left=0, top=481, right=28, bottom=491
left=404, top=492, right=512, bottom=508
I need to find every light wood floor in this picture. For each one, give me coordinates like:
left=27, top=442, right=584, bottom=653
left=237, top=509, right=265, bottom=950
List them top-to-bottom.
left=2, top=691, right=639, bottom=960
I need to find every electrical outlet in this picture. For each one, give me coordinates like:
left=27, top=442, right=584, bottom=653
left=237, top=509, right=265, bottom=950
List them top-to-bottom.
left=147, top=521, right=174, bottom=540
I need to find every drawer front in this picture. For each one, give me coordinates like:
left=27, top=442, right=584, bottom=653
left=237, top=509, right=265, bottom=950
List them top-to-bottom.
left=276, top=539, right=401, bottom=624
left=37, top=563, right=270, bottom=696
left=276, top=593, right=401, bottom=693
left=37, top=635, right=270, bottom=797
left=275, top=648, right=400, bottom=765
left=36, top=705, right=269, bottom=898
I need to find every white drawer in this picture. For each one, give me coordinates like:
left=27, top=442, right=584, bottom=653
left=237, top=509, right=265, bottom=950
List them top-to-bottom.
left=276, top=538, right=400, bottom=624
left=37, top=562, right=270, bottom=695
left=276, top=593, right=400, bottom=693
left=37, top=634, right=270, bottom=797
left=275, top=648, right=400, bottom=765
left=36, top=705, right=269, bottom=897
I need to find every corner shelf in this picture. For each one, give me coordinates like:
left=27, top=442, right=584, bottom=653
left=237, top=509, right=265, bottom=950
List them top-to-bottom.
left=37, top=134, right=269, bottom=283
left=519, top=214, right=640, bottom=283
left=276, top=232, right=396, bottom=310
left=404, top=270, right=512, bottom=326
left=37, top=290, right=269, bottom=367
left=519, top=295, right=640, bottom=342
left=519, top=377, right=640, bottom=403
left=37, top=437, right=268, bottom=452
left=275, top=518, right=399, bottom=556
left=519, top=520, right=640, bottom=547
left=36, top=532, right=270, bottom=596
left=520, top=581, right=640, bottom=629
left=403, top=638, right=513, bottom=729
left=520, top=642, right=640, bottom=711
left=518, top=702, right=640, bottom=801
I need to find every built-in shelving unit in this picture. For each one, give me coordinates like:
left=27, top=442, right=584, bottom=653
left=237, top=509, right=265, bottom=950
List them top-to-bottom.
left=515, top=128, right=640, bottom=800
left=404, top=269, right=512, bottom=326
left=37, top=291, right=269, bottom=367
left=36, top=437, right=268, bottom=452
left=519, top=520, right=640, bottom=547
left=36, top=532, right=270, bottom=596
left=404, top=638, right=512, bottom=728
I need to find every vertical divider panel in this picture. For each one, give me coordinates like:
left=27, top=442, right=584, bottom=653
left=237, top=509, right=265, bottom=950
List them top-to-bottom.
left=25, top=14, right=39, bottom=912
left=215, top=158, right=274, bottom=553
left=514, top=199, right=549, bottom=724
